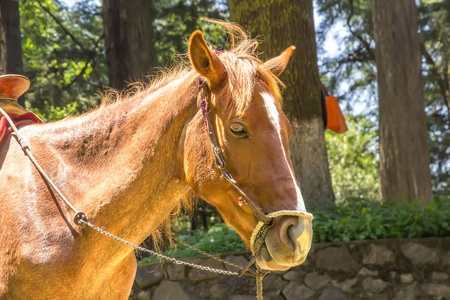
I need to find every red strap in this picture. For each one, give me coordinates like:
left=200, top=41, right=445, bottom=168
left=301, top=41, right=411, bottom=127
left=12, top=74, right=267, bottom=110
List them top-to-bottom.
left=0, top=111, right=43, bottom=147
left=8, top=112, right=43, bottom=123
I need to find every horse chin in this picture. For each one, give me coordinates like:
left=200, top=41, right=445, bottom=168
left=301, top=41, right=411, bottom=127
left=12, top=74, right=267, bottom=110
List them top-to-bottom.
left=255, top=242, right=309, bottom=271
left=256, top=255, right=307, bottom=271
left=256, top=259, right=291, bottom=271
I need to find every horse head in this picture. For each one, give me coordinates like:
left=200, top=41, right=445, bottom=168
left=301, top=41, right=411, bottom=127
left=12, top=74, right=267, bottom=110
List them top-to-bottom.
left=182, top=29, right=313, bottom=271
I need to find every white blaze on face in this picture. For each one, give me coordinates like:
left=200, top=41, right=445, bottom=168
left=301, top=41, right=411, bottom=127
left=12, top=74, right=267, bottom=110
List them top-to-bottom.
left=261, top=91, right=307, bottom=212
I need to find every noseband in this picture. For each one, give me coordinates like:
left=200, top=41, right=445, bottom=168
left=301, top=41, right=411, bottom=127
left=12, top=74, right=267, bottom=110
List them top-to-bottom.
left=196, top=78, right=314, bottom=261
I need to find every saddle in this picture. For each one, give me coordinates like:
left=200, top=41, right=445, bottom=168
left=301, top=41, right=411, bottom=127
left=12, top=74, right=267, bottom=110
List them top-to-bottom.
left=0, top=74, right=43, bottom=147
left=0, top=74, right=30, bottom=115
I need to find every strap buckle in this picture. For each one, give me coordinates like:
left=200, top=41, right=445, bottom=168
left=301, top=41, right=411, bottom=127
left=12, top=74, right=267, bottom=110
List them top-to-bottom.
left=73, top=211, right=87, bottom=226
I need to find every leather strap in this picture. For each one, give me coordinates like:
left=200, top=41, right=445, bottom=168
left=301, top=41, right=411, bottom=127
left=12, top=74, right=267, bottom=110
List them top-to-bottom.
left=197, top=78, right=313, bottom=261
left=197, top=81, right=272, bottom=225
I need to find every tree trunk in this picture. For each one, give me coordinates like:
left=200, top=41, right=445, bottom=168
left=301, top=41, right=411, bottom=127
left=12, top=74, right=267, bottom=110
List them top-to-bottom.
left=0, top=0, right=24, bottom=106
left=103, top=0, right=156, bottom=90
left=229, top=0, right=335, bottom=207
left=372, top=0, right=432, bottom=204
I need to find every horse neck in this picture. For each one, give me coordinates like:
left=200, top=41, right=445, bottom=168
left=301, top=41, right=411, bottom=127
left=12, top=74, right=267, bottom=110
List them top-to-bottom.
left=32, top=73, right=197, bottom=245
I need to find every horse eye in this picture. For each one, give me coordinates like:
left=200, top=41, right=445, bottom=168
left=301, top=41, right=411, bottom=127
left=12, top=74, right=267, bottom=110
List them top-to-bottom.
left=229, top=123, right=249, bottom=137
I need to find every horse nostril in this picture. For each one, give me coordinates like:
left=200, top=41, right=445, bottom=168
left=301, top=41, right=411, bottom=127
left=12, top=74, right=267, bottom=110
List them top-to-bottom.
left=287, top=221, right=305, bottom=249
left=286, top=225, right=295, bottom=249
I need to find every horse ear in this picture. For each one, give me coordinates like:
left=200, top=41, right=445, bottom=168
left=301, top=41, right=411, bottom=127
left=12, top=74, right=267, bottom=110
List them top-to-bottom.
left=189, top=30, right=226, bottom=90
left=264, top=46, right=296, bottom=76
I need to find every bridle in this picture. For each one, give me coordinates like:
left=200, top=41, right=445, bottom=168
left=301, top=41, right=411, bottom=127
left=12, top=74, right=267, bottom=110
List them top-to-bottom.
left=0, top=77, right=313, bottom=299
left=197, top=77, right=273, bottom=224
left=196, top=78, right=313, bottom=267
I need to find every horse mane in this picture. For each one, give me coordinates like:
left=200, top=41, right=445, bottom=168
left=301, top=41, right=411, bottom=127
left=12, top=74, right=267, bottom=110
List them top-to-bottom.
left=209, top=19, right=283, bottom=115
left=101, top=20, right=283, bottom=116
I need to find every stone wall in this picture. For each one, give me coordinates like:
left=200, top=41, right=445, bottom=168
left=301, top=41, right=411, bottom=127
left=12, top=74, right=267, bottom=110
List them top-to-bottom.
left=129, top=237, right=450, bottom=300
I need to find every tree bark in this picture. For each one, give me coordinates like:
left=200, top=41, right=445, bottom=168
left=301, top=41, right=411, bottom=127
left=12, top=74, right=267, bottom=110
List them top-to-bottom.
left=0, top=0, right=24, bottom=106
left=103, top=0, right=156, bottom=90
left=229, top=0, right=335, bottom=207
left=372, top=0, right=432, bottom=204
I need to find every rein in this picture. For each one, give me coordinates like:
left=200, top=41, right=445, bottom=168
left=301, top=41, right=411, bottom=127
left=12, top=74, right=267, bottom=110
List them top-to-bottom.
left=0, top=79, right=313, bottom=299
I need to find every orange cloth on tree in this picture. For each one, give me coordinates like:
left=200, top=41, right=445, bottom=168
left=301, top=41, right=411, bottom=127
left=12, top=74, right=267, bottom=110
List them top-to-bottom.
left=324, top=96, right=348, bottom=133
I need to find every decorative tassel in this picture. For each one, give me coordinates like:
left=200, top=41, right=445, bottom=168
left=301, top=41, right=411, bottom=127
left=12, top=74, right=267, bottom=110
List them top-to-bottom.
left=237, top=197, right=247, bottom=206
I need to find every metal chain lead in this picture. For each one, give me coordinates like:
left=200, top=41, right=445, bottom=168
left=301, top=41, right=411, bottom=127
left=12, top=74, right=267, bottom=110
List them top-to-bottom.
left=2, top=85, right=315, bottom=300
left=1, top=98, right=268, bottom=299
left=80, top=220, right=241, bottom=276
left=80, top=220, right=266, bottom=299
left=172, top=236, right=257, bottom=277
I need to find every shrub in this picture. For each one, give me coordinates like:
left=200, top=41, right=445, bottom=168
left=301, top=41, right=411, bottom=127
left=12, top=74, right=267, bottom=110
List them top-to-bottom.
left=312, top=196, right=450, bottom=242
left=138, top=197, right=450, bottom=266
left=139, top=223, right=245, bottom=266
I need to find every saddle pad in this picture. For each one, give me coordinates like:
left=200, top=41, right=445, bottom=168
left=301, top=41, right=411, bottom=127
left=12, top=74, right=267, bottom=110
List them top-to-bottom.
left=0, top=112, right=43, bottom=147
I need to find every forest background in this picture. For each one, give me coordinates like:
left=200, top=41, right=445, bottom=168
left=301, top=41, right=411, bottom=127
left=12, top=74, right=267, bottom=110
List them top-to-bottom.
left=1, top=0, right=449, bottom=255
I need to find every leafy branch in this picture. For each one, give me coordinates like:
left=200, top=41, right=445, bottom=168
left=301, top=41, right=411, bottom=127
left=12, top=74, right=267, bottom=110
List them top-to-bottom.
left=347, top=0, right=375, bottom=61
left=37, top=1, right=105, bottom=89
left=37, top=1, right=88, bottom=54
left=67, top=33, right=105, bottom=88
left=421, top=42, right=450, bottom=117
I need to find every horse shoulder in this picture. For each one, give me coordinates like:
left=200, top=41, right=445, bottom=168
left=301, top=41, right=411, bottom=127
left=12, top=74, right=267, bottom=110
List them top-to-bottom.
left=1, top=134, right=81, bottom=294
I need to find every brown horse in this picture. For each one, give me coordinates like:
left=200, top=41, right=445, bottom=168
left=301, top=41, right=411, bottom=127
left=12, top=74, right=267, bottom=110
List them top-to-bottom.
left=0, top=24, right=313, bottom=299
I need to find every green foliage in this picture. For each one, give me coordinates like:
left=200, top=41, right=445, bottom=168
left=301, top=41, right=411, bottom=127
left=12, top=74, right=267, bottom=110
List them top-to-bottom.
left=20, top=0, right=106, bottom=111
left=20, top=0, right=227, bottom=113
left=153, top=0, right=228, bottom=66
left=315, top=0, right=377, bottom=112
left=316, top=0, right=449, bottom=195
left=418, top=0, right=450, bottom=195
left=27, top=101, right=79, bottom=122
left=326, top=115, right=379, bottom=201
left=312, top=196, right=450, bottom=243
left=138, top=197, right=450, bottom=265
left=138, top=223, right=245, bottom=266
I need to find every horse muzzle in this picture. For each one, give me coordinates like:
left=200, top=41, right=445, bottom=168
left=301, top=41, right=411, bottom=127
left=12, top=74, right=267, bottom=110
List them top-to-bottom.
left=252, top=213, right=313, bottom=271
